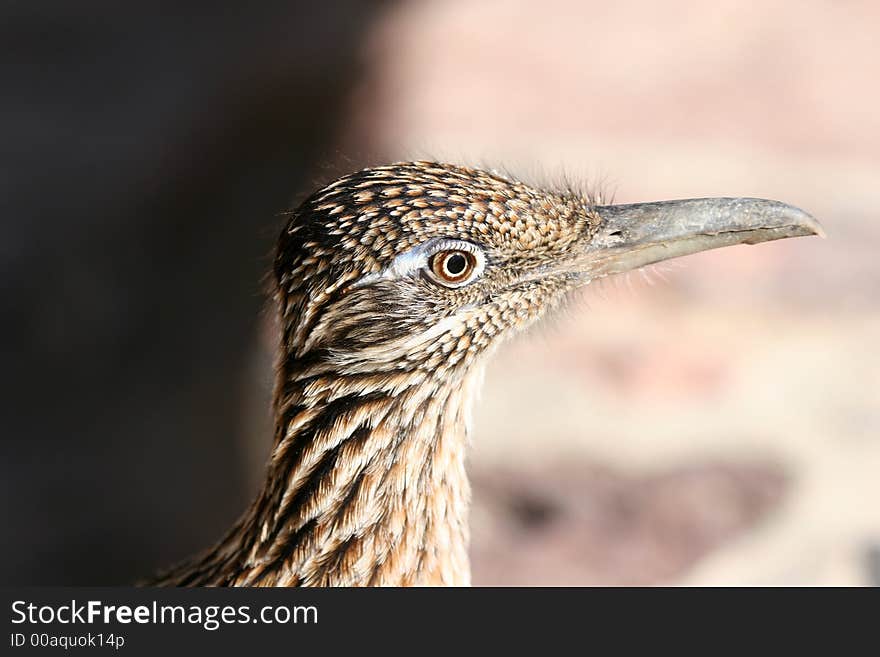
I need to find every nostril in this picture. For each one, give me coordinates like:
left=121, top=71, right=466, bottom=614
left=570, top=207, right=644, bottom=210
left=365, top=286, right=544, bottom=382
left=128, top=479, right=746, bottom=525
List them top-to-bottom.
left=608, top=230, right=623, bottom=238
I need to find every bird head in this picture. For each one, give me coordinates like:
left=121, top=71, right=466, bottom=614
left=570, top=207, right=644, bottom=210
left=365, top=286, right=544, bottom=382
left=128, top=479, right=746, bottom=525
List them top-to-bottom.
left=275, top=161, right=821, bottom=383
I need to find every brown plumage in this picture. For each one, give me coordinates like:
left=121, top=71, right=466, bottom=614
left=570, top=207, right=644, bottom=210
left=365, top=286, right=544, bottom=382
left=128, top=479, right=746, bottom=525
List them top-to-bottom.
left=152, top=161, right=822, bottom=586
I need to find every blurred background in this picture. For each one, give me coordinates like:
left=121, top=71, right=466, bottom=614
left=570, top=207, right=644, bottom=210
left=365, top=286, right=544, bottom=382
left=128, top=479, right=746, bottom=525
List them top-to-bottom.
left=2, top=0, right=878, bottom=585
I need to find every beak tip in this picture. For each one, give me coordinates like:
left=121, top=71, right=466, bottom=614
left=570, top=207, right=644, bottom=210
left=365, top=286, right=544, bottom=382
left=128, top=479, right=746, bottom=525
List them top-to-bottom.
left=743, top=198, right=825, bottom=241
left=789, top=205, right=826, bottom=240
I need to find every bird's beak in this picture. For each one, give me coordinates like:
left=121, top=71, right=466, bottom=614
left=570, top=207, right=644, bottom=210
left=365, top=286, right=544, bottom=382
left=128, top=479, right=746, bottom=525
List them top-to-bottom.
left=579, top=197, right=824, bottom=279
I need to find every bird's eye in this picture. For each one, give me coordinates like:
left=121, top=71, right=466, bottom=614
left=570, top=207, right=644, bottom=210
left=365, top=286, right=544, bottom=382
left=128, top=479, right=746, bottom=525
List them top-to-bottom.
left=428, top=249, right=479, bottom=287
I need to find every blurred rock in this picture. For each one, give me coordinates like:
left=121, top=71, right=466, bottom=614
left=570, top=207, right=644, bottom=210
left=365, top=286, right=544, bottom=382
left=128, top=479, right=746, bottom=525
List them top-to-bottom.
left=470, top=459, right=788, bottom=585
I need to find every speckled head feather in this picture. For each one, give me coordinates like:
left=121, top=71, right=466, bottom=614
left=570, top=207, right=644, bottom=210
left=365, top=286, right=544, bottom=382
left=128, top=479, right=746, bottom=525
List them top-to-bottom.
left=151, top=161, right=821, bottom=587
left=274, top=161, right=597, bottom=368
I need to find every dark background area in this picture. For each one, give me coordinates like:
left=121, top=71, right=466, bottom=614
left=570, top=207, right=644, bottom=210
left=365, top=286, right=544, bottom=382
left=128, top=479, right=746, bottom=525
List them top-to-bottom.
left=1, top=1, right=390, bottom=584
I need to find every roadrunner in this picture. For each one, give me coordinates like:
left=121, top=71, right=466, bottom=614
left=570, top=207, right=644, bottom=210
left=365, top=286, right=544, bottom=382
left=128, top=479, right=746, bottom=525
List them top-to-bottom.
left=154, top=161, right=822, bottom=586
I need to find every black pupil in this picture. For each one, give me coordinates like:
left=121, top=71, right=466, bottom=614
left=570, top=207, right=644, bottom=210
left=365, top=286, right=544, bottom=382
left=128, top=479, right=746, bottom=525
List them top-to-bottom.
left=444, top=253, right=468, bottom=277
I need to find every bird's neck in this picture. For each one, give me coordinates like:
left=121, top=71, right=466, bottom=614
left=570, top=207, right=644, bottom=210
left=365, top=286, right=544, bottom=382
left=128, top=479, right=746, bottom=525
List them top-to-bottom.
left=167, top=361, right=482, bottom=586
